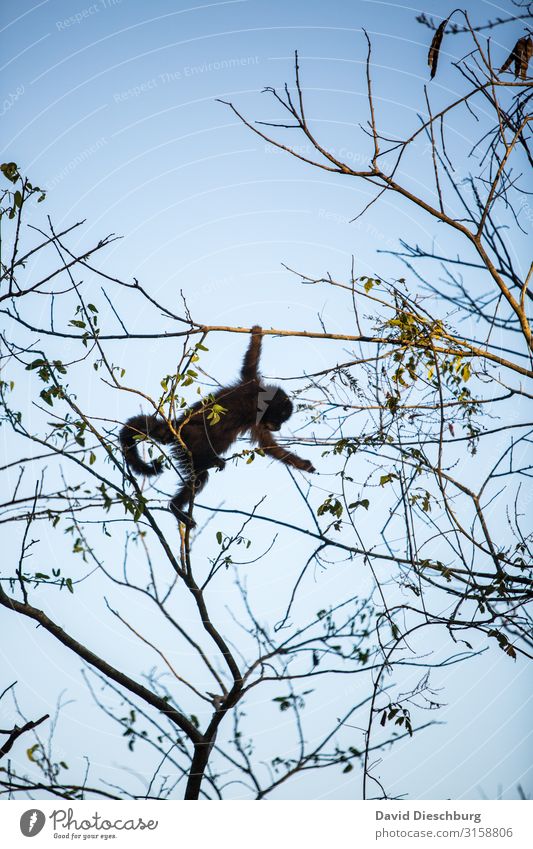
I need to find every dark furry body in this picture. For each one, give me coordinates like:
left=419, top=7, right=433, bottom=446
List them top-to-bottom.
left=119, top=327, right=315, bottom=527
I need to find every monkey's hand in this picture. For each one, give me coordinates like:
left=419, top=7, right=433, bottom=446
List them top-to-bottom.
left=251, top=325, right=262, bottom=334
left=214, top=457, right=226, bottom=471
left=300, top=459, right=316, bottom=473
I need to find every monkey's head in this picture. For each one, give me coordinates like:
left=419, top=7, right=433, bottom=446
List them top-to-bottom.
left=257, top=386, right=293, bottom=431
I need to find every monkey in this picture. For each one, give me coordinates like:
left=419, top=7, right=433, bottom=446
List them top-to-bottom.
left=119, top=326, right=315, bottom=528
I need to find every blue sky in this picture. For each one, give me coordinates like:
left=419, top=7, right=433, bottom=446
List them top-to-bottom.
left=1, top=0, right=531, bottom=800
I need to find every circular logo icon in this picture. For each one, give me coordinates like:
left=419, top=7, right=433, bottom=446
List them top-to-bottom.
left=20, top=809, right=46, bottom=837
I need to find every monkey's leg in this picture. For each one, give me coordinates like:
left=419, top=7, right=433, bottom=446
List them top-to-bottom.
left=169, top=470, right=209, bottom=529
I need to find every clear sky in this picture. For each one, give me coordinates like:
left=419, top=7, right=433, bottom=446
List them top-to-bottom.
left=1, top=0, right=531, bottom=800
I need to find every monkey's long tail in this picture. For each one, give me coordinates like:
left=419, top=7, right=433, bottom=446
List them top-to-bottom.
left=119, top=414, right=166, bottom=477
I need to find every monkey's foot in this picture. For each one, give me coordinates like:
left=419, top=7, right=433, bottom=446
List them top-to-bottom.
left=170, top=505, right=197, bottom=529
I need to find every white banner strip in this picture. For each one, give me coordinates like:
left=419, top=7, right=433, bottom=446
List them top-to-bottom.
left=1, top=799, right=532, bottom=848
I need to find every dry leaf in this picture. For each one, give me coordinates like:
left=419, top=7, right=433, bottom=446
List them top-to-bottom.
left=428, top=16, right=451, bottom=79
left=499, top=35, right=532, bottom=80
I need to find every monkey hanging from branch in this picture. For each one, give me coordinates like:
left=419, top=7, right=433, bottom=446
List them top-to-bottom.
left=119, top=326, right=315, bottom=528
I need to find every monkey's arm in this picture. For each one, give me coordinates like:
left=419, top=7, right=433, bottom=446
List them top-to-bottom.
left=240, top=325, right=263, bottom=383
left=255, top=426, right=315, bottom=473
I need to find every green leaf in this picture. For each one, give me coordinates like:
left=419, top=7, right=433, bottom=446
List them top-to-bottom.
left=1, top=162, right=20, bottom=183
left=25, top=358, right=46, bottom=371
left=40, top=389, right=54, bottom=406
left=207, top=403, right=227, bottom=426
left=317, top=496, right=343, bottom=518
left=348, top=499, right=369, bottom=511
left=133, top=500, right=145, bottom=521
